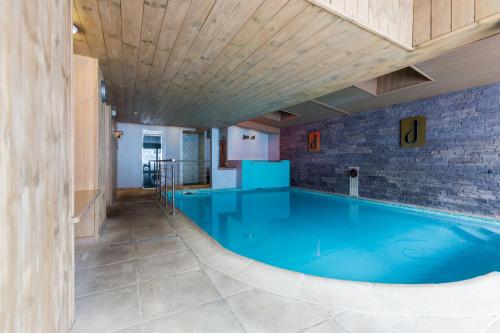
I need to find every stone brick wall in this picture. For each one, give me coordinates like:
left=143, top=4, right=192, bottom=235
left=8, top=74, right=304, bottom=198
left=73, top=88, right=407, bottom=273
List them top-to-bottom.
left=280, top=83, right=500, bottom=217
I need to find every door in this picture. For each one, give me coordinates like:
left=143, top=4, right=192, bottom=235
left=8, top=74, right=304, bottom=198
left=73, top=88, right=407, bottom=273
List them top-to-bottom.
left=142, top=133, right=161, bottom=188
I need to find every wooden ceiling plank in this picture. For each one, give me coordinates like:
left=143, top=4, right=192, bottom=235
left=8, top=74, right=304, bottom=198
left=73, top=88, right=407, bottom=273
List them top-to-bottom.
left=72, top=0, right=92, bottom=56
left=98, top=0, right=123, bottom=107
left=121, top=0, right=143, bottom=47
left=131, top=0, right=168, bottom=115
left=146, top=0, right=217, bottom=123
left=146, top=0, right=191, bottom=90
left=152, top=0, right=249, bottom=120
left=153, top=0, right=291, bottom=122
left=162, top=0, right=265, bottom=117
left=168, top=1, right=330, bottom=120
left=169, top=1, right=313, bottom=122
left=192, top=18, right=366, bottom=120
left=190, top=19, right=379, bottom=124
left=199, top=26, right=396, bottom=125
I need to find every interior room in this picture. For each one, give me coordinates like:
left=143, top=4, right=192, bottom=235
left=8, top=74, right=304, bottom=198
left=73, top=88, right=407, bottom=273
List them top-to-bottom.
left=1, top=1, right=500, bottom=332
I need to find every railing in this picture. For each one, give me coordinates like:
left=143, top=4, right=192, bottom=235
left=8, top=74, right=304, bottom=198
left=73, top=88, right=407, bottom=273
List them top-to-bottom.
left=151, top=159, right=211, bottom=215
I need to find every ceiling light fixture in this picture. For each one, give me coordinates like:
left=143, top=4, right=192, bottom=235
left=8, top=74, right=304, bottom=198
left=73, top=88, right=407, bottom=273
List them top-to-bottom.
left=72, top=24, right=80, bottom=34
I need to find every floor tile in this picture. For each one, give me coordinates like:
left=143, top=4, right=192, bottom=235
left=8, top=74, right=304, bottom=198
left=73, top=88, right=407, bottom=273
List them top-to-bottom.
left=134, top=224, right=176, bottom=241
left=98, top=228, right=134, bottom=245
left=135, top=236, right=187, bottom=258
left=77, top=244, right=136, bottom=270
left=138, top=250, right=199, bottom=281
left=76, top=261, right=137, bottom=297
left=204, top=266, right=252, bottom=298
left=140, top=270, right=220, bottom=319
left=72, top=285, right=141, bottom=333
left=226, top=289, right=330, bottom=333
left=144, top=300, right=245, bottom=333
left=333, top=312, right=497, bottom=333
left=485, top=317, right=500, bottom=333
left=301, top=320, right=349, bottom=333
left=112, top=325, right=142, bottom=333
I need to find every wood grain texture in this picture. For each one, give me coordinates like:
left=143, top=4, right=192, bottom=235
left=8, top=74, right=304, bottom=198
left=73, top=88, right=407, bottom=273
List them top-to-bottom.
left=0, top=0, right=74, bottom=331
left=71, top=0, right=500, bottom=127
left=432, top=0, right=452, bottom=38
left=72, top=55, right=107, bottom=239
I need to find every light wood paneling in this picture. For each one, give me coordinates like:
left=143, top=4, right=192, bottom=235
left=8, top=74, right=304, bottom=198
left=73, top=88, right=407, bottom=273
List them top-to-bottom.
left=0, top=0, right=74, bottom=331
left=72, top=0, right=500, bottom=128
left=308, top=0, right=414, bottom=48
left=414, top=0, right=499, bottom=45
left=432, top=0, right=452, bottom=38
left=452, top=0, right=475, bottom=29
left=475, top=0, right=500, bottom=19
left=252, top=33, right=500, bottom=128
left=72, top=55, right=108, bottom=239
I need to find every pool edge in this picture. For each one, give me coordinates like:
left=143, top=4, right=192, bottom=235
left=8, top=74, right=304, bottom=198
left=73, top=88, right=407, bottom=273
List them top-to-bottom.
left=155, top=198, right=500, bottom=317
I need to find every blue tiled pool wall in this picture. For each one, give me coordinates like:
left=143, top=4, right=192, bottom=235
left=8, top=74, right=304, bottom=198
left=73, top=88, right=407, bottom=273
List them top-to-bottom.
left=280, top=82, right=500, bottom=217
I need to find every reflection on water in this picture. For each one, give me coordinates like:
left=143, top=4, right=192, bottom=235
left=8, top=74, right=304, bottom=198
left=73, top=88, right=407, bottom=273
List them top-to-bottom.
left=177, top=188, right=500, bottom=284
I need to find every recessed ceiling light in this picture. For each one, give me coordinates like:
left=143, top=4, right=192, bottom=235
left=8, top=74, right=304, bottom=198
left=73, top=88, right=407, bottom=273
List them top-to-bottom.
left=72, top=24, right=80, bottom=34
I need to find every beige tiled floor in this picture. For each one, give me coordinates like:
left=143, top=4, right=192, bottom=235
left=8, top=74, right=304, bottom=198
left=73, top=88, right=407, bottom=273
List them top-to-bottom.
left=73, top=195, right=499, bottom=333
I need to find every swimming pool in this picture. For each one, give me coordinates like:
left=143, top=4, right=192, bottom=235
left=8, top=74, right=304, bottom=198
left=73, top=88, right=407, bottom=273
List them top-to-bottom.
left=175, top=187, right=500, bottom=284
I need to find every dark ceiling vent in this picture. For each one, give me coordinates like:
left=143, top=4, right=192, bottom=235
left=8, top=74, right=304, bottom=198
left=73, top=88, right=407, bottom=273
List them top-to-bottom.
left=355, top=66, right=433, bottom=96
left=261, top=109, right=300, bottom=122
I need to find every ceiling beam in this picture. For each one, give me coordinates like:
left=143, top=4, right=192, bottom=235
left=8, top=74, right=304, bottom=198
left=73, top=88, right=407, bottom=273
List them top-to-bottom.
left=310, top=99, right=350, bottom=116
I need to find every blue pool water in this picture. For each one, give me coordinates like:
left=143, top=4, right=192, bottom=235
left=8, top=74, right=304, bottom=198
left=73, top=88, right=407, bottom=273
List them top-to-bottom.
left=176, top=188, right=500, bottom=284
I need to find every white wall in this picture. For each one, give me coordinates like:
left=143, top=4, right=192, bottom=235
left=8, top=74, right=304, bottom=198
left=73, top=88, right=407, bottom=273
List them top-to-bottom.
left=116, top=122, right=185, bottom=188
left=227, top=126, right=272, bottom=161
left=211, top=128, right=237, bottom=189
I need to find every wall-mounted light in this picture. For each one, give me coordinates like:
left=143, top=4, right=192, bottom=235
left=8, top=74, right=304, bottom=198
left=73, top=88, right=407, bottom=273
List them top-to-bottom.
left=72, top=24, right=80, bottom=34
left=100, top=80, right=107, bottom=103
left=111, top=110, right=117, bottom=117
left=112, top=130, right=123, bottom=139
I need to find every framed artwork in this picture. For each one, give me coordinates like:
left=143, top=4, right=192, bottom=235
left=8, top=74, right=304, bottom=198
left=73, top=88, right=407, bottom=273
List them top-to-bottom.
left=400, top=116, right=426, bottom=148
left=308, top=130, right=320, bottom=152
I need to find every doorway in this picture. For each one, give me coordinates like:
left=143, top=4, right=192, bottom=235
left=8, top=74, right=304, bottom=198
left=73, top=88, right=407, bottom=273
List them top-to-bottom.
left=142, top=132, right=162, bottom=188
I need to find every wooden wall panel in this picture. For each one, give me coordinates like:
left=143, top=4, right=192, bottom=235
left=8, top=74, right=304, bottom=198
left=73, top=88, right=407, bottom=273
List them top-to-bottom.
left=309, top=0, right=414, bottom=47
left=414, top=0, right=500, bottom=45
left=432, top=0, right=452, bottom=38
left=452, top=0, right=475, bottom=29
left=475, top=0, right=500, bottom=19
left=0, top=1, right=74, bottom=332
left=73, top=55, right=107, bottom=239
left=73, top=55, right=99, bottom=191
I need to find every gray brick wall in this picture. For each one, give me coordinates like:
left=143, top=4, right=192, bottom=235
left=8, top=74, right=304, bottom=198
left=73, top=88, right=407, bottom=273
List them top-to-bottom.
left=280, top=83, right=500, bottom=217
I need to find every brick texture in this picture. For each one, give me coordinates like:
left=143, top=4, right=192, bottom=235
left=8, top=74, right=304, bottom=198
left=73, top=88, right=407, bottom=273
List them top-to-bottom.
left=280, top=83, right=500, bottom=217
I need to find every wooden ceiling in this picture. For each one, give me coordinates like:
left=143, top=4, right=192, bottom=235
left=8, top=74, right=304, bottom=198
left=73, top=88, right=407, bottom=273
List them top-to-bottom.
left=72, top=0, right=500, bottom=128
left=252, top=32, right=500, bottom=128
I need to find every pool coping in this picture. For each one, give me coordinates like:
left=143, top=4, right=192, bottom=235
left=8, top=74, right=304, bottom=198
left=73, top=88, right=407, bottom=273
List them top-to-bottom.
left=158, top=201, right=500, bottom=318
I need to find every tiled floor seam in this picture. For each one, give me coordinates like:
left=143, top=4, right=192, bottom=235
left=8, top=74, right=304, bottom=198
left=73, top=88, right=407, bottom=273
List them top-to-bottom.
left=135, top=250, right=146, bottom=333
left=75, top=257, right=137, bottom=272
left=198, top=263, right=250, bottom=333
left=75, top=281, right=139, bottom=299
left=480, top=316, right=500, bottom=333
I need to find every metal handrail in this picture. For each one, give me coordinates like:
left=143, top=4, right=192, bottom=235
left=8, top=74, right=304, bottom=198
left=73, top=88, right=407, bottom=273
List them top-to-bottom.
left=152, top=159, right=177, bottom=215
